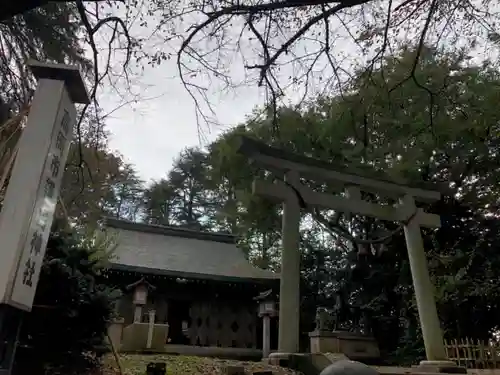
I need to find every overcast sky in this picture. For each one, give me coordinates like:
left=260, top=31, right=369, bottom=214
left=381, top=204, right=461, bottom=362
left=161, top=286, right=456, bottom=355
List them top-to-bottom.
left=77, top=0, right=500, bottom=185
left=93, top=6, right=370, bottom=184
left=92, top=9, right=271, bottom=184
left=100, top=61, right=264, bottom=183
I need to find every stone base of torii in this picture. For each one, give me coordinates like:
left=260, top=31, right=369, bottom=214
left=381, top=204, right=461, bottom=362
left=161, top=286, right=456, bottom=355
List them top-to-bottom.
left=236, top=136, right=465, bottom=373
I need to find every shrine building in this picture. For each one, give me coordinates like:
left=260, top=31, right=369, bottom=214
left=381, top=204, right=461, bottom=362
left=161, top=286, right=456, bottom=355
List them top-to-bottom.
left=103, top=217, right=280, bottom=358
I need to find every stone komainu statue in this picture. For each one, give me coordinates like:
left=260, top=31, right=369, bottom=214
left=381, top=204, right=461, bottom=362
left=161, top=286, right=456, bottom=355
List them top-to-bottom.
left=315, top=295, right=372, bottom=334
left=315, top=307, right=335, bottom=331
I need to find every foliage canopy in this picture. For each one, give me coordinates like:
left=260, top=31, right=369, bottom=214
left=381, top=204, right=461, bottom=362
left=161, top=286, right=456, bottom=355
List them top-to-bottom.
left=135, top=46, right=500, bottom=362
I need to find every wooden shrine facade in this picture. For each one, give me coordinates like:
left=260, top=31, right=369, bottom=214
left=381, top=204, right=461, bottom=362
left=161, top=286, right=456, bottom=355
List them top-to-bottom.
left=103, top=218, right=280, bottom=352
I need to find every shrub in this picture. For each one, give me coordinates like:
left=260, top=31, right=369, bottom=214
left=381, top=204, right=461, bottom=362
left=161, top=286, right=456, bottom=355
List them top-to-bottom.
left=14, top=227, right=120, bottom=375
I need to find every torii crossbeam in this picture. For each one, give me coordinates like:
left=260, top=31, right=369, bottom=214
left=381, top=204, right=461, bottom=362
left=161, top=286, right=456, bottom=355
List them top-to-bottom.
left=237, top=136, right=456, bottom=369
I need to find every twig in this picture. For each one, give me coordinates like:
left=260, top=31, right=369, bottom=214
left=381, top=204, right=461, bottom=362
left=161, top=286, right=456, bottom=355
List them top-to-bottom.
left=73, top=0, right=133, bottom=214
left=107, top=332, right=124, bottom=375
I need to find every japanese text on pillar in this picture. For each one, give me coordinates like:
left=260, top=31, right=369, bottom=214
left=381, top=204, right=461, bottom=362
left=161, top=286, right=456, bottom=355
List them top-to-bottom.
left=21, top=110, right=70, bottom=288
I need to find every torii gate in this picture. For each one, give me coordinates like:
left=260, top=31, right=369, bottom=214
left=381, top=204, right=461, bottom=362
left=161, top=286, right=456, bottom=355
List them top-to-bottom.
left=237, top=136, right=458, bottom=370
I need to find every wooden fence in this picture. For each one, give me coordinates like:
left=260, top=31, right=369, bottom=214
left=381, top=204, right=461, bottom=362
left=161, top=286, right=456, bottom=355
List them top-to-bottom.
left=444, top=339, right=500, bottom=369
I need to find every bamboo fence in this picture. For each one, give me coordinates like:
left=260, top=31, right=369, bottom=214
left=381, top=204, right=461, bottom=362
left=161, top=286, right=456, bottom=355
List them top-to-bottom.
left=444, top=338, right=500, bottom=369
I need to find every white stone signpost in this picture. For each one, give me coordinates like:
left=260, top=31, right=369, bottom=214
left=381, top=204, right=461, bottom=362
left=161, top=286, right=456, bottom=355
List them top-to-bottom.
left=0, top=60, right=89, bottom=374
left=237, top=137, right=463, bottom=372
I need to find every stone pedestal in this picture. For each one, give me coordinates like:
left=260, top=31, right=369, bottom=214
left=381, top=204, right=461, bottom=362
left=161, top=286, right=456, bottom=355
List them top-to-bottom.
left=107, top=317, right=125, bottom=352
left=121, top=322, right=169, bottom=352
left=309, top=330, right=380, bottom=361
left=267, top=352, right=294, bottom=367
left=414, top=360, right=467, bottom=374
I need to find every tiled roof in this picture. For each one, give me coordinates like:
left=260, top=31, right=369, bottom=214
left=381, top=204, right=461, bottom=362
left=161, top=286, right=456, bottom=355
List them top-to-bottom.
left=104, top=218, right=280, bottom=283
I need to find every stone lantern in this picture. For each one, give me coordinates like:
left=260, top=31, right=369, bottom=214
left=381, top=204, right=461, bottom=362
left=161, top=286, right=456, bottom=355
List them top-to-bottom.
left=126, top=277, right=156, bottom=323
left=133, top=283, right=148, bottom=305
left=254, top=290, right=277, bottom=358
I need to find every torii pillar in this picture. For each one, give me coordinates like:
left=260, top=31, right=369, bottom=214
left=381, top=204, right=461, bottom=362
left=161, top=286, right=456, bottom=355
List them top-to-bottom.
left=278, top=171, right=301, bottom=353
left=400, top=195, right=452, bottom=370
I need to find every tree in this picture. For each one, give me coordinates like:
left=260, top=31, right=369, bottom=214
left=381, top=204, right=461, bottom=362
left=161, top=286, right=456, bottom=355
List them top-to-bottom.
left=1, top=0, right=135, bottom=110
left=136, top=0, right=500, bottom=133
left=1, top=1, right=139, bottom=231
left=2, top=1, right=78, bottom=21
left=0, top=2, right=91, bottom=108
left=113, top=42, right=500, bottom=362
left=204, top=45, right=500, bottom=362
left=0, top=104, right=144, bottom=228
left=207, top=126, right=285, bottom=264
left=61, top=142, right=144, bottom=227
left=143, top=147, right=214, bottom=230
left=168, top=148, right=212, bottom=229
left=102, top=162, right=144, bottom=222
left=143, top=178, right=178, bottom=226
left=14, top=227, right=120, bottom=375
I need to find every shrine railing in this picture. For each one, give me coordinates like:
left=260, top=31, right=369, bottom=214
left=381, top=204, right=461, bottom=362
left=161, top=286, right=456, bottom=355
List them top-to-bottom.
left=444, top=338, right=500, bottom=369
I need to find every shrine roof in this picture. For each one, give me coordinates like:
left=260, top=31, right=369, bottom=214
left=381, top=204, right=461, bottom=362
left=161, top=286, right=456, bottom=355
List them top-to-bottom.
left=103, top=218, right=280, bottom=283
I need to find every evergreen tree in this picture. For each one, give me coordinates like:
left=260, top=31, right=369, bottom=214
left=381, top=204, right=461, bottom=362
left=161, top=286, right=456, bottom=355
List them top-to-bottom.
left=0, top=3, right=90, bottom=108
left=14, top=228, right=120, bottom=375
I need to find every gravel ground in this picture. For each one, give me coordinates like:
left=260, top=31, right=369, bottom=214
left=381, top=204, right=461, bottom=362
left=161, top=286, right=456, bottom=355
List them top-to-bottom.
left=102, top=353, right=302, bottom=375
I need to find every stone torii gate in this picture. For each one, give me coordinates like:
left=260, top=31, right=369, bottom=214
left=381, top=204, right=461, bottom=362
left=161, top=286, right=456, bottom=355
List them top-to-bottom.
left=237, top=136, right=458, bottom=370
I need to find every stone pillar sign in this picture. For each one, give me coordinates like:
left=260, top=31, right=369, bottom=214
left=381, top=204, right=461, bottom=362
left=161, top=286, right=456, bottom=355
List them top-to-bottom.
left=0, top=60, right=89, bottom=312
left=0, top=60, right=89, bottom=375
